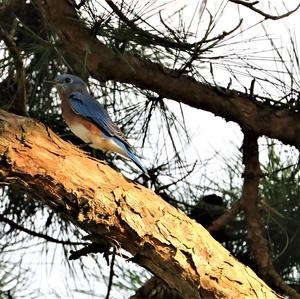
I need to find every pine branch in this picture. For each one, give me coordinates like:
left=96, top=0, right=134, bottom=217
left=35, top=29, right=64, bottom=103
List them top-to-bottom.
left=35, top=0, right=300, bottom=150
left=229, top=1, right=300, bottom=20
left=0, top=24, right=27, bottom=116
left=0, top=109, right=281, bottom=299
left=240, top=130, right=300, bottom=298
left=0, top=213, right=87, bottom=246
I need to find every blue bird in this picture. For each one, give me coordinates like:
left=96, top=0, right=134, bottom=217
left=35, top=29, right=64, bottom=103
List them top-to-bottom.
left=53, top=74, right=147, bottom=173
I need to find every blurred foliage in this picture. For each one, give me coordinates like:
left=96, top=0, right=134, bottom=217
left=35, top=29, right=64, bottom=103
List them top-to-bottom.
left=0, top=0, right=300, bottom=298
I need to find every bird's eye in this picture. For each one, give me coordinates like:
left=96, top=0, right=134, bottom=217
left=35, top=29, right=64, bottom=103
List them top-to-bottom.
left=64, top=77, right=72, bottom=83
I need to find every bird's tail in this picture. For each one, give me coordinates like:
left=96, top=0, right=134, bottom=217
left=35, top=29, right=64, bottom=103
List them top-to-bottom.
left=112, top=137, right=148, bottom=175
left=126, top=150, right=148, bottom=175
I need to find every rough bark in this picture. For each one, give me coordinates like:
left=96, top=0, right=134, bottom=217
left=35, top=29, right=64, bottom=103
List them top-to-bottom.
left=35, top=0, right=300, bottom=150
left=0, top=110, right=281, bottom=299
left=240, top=131, right=300, bottom=298
left=130, top=276, right=184, bottom=299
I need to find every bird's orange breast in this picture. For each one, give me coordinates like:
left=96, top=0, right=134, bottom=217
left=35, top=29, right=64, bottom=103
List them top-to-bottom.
left=59, top=90, right=127, bottom=157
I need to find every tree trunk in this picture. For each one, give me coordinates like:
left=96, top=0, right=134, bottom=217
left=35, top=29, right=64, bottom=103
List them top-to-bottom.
left=0, top=110, right=281, bottom=299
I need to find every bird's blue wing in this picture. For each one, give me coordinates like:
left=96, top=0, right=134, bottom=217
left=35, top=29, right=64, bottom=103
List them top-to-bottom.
left=69, top=91, right=130, bottom=146
left=69, top=92, right=147, bottom=174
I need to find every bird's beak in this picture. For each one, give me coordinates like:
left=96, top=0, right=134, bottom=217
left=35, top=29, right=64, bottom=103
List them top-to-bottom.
left=45, top=79, right=59, bottom=85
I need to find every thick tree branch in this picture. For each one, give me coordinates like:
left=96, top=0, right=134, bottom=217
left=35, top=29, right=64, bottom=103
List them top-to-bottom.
left=35, top=0, right=300, bottom=150
left=0, top=109, right=280, bottom=299
left=240, top=130, right=300, bottom=298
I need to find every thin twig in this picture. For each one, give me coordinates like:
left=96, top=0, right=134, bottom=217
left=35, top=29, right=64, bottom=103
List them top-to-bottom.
left=105, top=0, right=189, bottom=51
left=106, top=0, right=242, bottom=56
left=229, top=0, right=300, bottom=20
left=178, top=18, right=243, bottom=76
left=156, top=161, right=197, bottom=192
left=0, top=214, right=88, bottom=246
left=105, top=246, right=116, bottom=299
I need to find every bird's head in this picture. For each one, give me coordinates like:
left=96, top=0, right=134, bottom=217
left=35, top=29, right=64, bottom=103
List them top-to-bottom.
left=52, top=74, right=88, bottom=93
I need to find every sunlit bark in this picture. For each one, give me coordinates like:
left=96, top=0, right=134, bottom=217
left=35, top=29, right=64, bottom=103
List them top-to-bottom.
left=0, top=110, right=281, bottom=299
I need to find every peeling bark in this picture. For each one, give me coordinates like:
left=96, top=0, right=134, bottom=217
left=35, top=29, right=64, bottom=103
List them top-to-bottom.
left=35, top=0, right=300, bottom=149
left=0, top=110, right=282, bottom=298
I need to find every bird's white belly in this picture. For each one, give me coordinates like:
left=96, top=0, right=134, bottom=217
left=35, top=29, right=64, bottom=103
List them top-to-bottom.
left=69, top=123, right=127, bottom=156
left=69, top=123, right=91, bottom=144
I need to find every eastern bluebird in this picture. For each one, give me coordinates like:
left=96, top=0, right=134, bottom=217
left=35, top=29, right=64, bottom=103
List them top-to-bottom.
left=53, top=74, right=147, bottom=174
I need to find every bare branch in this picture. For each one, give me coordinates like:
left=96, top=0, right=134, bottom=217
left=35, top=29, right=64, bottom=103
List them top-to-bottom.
left=104, top=0, right=191, bottom=51
left=105, top=0, right=242, bottom=54
left=105, top=0, right=138, bottom=30
left=229, top=0, right=300, bottom=20
left=178, top=18, right=243, bottom=75
left=240, top=130, right=300, bottom=298
left=207, top=201, right=241, bottom=233
left=0, top=213, right=87, bottom=246
left=69, top=241, right=111, bottom=261
left=105, top=247, right=116, bottom=299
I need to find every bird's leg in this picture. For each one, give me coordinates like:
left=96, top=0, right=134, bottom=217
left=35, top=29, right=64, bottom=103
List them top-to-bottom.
left=77, top=142, right=92, bottom=149
left=110, top=153, right=117, bottom=163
